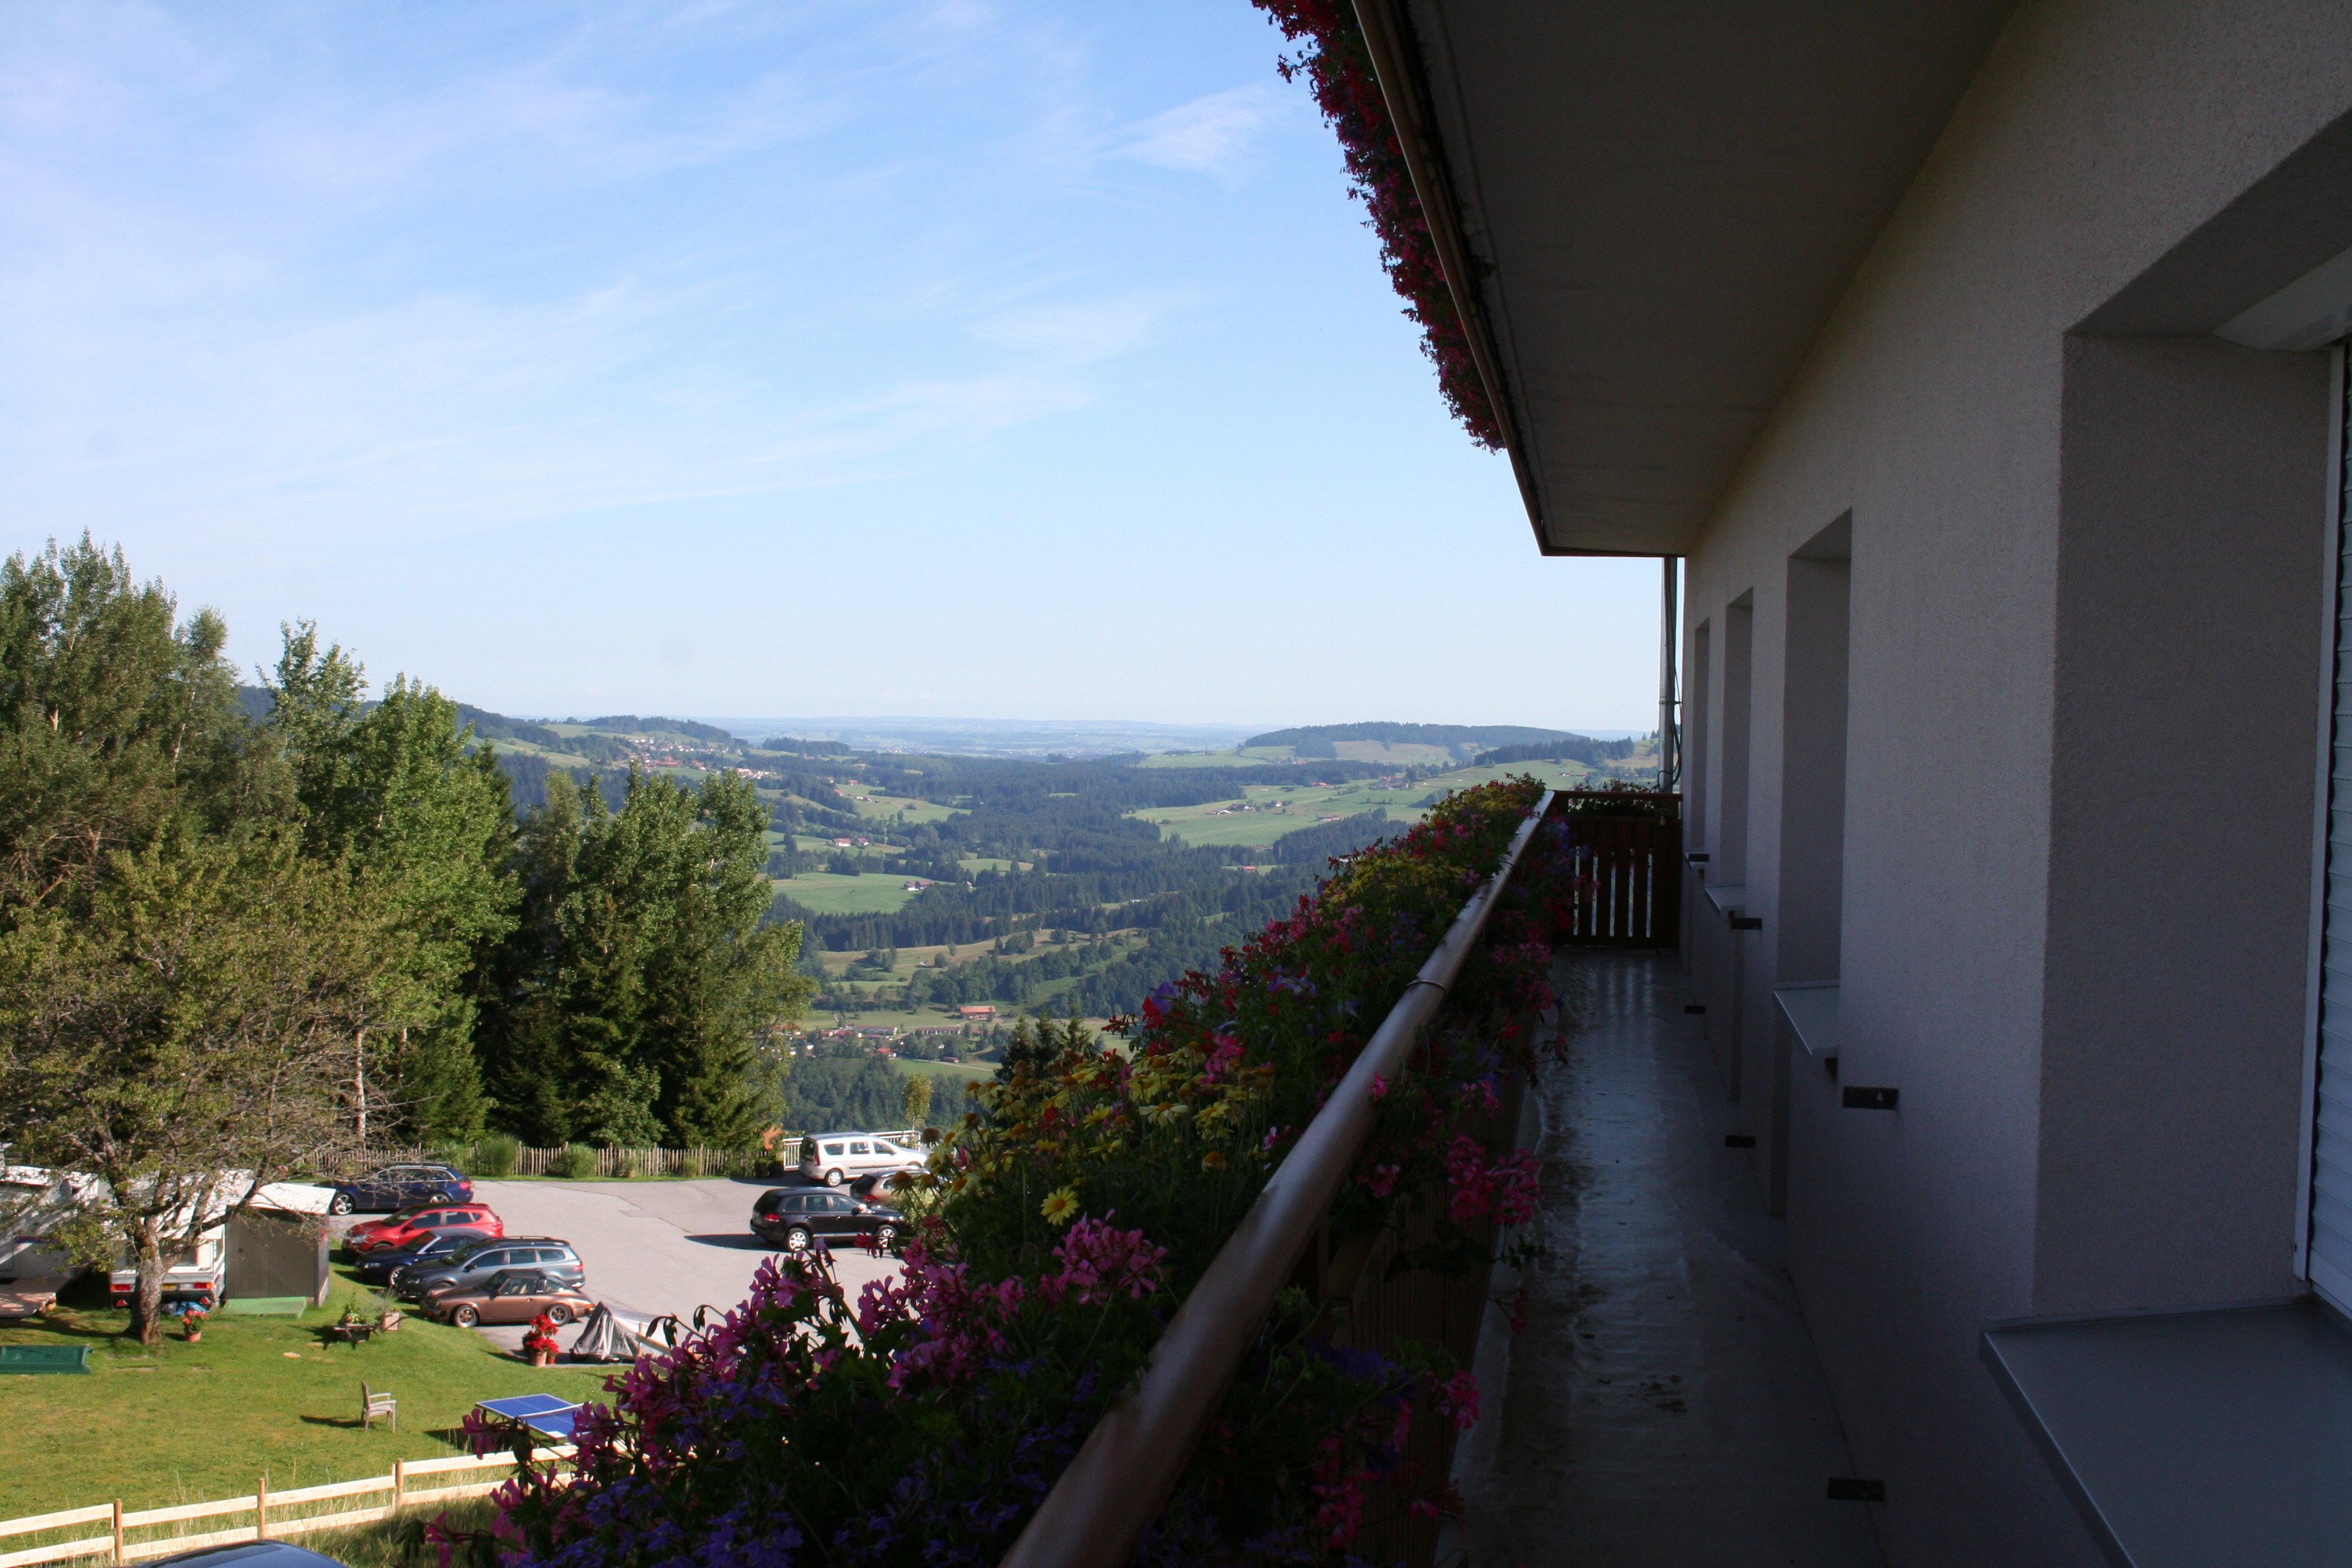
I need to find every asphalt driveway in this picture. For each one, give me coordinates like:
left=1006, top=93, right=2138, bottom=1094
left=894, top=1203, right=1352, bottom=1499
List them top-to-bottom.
left=444, top=1177, right=904, bottom=1354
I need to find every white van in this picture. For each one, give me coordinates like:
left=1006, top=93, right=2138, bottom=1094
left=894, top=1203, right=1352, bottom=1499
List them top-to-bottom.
left=800, top=1132, right=922, bottom=1187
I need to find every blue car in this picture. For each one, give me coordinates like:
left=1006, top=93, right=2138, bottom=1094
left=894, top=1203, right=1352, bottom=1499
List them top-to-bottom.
left=327, top=1162, right=473, bottom=1215
left=348, top=1226, right=495, bottom=1286
left=151, top=1544, right=350, bottom=1567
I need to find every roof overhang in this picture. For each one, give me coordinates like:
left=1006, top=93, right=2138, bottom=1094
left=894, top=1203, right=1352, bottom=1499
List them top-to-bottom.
left=1362, top=1, right=2017, bottom=556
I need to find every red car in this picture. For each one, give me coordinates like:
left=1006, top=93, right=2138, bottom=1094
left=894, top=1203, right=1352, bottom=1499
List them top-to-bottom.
left=345, top=1203, right=502, bottom=1257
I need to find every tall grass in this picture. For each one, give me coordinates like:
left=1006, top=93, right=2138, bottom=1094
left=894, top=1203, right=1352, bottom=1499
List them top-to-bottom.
left=304, top=1497, right=502, bottom=1568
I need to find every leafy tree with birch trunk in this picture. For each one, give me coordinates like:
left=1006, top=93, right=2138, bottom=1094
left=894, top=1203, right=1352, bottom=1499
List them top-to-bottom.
left=0, top=538, right=427, bottom=1344
left=0, top=828, right=423, bottom=1345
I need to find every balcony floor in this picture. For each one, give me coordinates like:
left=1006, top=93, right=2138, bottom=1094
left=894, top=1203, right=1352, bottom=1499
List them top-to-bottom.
left=1451, top=950, right=1882, bottom=1567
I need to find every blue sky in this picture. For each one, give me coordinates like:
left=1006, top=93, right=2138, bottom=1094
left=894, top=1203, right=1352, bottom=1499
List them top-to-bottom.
left=1, top=1, right=1661, bottom=730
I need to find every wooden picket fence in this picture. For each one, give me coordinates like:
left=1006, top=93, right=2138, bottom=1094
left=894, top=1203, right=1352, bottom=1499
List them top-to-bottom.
left=421, top=1130, right=932, bottom=1181
left=490, top=1144, right=779, bottom=1179
left=0, top=1446, right=572, bottom=1567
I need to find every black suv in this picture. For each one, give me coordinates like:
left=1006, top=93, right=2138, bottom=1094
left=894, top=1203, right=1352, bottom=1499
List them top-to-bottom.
left=751, top=1188, right=908, bottom=1254
left=393, top=1236, right=585, bottom=1300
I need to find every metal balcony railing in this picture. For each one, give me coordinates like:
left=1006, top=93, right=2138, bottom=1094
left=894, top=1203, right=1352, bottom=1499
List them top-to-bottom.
left=996, top=789, right=1558, bottom=1568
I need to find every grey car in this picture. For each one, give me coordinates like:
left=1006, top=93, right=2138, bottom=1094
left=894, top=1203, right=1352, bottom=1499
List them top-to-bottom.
left=391, top=1236, right=584, bottom=1301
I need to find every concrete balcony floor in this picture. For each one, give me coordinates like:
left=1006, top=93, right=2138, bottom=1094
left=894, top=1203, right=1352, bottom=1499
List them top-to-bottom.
left=1450, top=950, right=1882, bottom=1567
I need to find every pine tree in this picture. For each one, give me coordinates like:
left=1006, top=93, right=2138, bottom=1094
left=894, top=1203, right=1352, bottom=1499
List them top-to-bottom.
left=0, top=537, right=248, bottom=915
left=265, top=625, right=518, bottom=1141
left=477, top=768, right=816, bottom=1149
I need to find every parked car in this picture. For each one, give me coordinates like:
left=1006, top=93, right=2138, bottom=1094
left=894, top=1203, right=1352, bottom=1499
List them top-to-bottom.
left=798, top=1132, right=922, bottom=1187
left=327, top=1162, right=472, bottom=1215
left=847, top=1171, right=917, bottom=1203
left=751, top=1188, right=908, bottom=1254
left=344, top=1202, right=501, bottom=1257
left=350, top=1227, right=489, bottom=1286
left=393, top=1237, right=585, bottom=1301
left=422, top=1269, right=595, bottom=1330
left=150, top=1542, right=353, bottom=1567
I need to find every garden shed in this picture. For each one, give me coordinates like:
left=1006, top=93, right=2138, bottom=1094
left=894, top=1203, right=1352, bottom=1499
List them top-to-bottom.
left=224, top=1183, right=335, bottom=1306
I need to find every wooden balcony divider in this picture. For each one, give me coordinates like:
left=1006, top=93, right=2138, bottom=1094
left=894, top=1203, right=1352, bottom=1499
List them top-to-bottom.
left=1554, top=794, right=1682, bottom=949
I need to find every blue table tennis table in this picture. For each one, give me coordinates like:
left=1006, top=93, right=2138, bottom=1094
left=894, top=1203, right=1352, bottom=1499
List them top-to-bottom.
left=475, top=1392, right=581, bottom=1441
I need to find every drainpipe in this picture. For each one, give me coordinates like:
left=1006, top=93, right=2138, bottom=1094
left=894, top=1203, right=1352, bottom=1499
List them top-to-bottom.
left=1658, top=557, right=1680, bottom=790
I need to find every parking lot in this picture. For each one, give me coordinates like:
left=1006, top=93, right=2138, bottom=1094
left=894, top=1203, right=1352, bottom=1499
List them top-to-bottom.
left=348, top=1177, right=904, bottom=1355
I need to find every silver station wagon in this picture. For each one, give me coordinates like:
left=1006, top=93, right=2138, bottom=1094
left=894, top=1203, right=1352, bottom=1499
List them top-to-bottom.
left=798, top=1132, right=923, bottom=1187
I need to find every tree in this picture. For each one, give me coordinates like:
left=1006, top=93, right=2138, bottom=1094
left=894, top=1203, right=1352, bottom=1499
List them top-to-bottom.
left=0, top=538, right=251, bottom=917
left=264, top=626, right=519, bottom=1141
left=478, top=768, right=817, bottom=1148
left=0, top=828, right=423, bottom=1345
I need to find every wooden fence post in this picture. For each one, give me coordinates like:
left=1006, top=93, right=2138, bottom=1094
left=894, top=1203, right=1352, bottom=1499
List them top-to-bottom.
left=393, top=1457, right=405, bottom=1509
left=255, top=1475, right=268, bottom=1539
left=112, top=1500, right=122, bottom=1565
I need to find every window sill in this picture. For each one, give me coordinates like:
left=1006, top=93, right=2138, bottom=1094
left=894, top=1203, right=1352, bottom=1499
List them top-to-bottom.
left=1702, top=882, right=1748, bottom=913
left=1773, top=983, right=1839, bottom=1060
left=1981, top=1300, right=2352, bottom=1567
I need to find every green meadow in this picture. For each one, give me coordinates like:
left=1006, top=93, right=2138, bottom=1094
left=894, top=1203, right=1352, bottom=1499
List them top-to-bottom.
left=771, top=872, right=924, bottom=915
left=0, top=1279, right=608, bottom=1522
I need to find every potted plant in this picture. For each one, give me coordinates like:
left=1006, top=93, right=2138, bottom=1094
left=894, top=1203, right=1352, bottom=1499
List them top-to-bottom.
left=180, top=1305, right=208, bottom=1343
left=377, top=1306, right=403, bottom=1333
left=523, top=1313, right=560, bottom=1368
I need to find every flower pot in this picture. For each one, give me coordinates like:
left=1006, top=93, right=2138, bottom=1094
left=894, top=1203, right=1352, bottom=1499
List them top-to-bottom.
left=378, top=1311, right=402, bottom=1333
left=184, top=1328, right=203, bottom=1343
left=529, top=1349, right=553, bottom=1368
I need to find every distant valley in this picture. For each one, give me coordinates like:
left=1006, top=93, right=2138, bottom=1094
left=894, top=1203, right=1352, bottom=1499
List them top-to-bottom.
left=382, top=704, right=1657, bottom=1041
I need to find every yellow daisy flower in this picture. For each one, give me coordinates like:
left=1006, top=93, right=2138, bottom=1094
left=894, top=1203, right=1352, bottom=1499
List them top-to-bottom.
left=1040, top=1186, right=1081, bottom=1225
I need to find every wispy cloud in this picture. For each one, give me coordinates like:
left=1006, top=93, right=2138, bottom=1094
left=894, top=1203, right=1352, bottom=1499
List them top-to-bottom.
left=0, top=0, right=1184, bottom=557
left=0, top=5, right=1612, bottom=731
left=1122, top=83, right=1288, bottom=176
left=968, top=291, right=1187, bottom=362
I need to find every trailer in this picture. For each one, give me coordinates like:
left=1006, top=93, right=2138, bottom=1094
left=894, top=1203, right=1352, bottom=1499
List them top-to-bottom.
left=0, top=1169, right=92, bottom=1318
left=109, top=1230, right=225, bottom=1309
left=0, top=1232, right=77, bottom=1320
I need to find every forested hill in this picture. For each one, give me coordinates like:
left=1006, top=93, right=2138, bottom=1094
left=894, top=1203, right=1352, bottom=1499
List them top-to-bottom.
left=235, top=685, right=1541, bottom=1022
left=235, top=687, right=719, bottom=794
left=579, top=714, right=735, bottom=743
left=1245, top=721, right=1572, bottom=751
left=1473, top=736, right=1637, bottom=768
left=763, top=748, right=1420, bottom=1022
left=770, top=752, right=1390, bottom=953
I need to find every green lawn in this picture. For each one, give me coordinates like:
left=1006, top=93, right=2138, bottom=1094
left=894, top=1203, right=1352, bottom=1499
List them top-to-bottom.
left=1132, top=749, right=1260, bottom=769
left=1128, top=763, right=1625, bottom=849
left=1132, top=778, right=1416, bottom=849
left=849, top=796, right=962, bottom=825
left=1139, top=810, right=1330, bottom=849
left=770, top=872, right=920, bottom=915
left=888, top=1057, right=995, bottom=1081
left=0, top=1277, right=610, bottom=1522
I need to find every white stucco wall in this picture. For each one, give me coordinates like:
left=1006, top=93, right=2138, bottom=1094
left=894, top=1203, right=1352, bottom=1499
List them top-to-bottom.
left=1675, top=2, right=2350, bottom=1562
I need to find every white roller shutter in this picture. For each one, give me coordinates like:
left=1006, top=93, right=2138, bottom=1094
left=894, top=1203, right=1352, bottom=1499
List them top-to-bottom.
left=2310, top=353, right=2352, bottom=1309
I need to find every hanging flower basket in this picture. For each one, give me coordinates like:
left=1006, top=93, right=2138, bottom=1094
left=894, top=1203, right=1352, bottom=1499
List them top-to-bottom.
left=1252, top=0, right=1504, bottom=449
